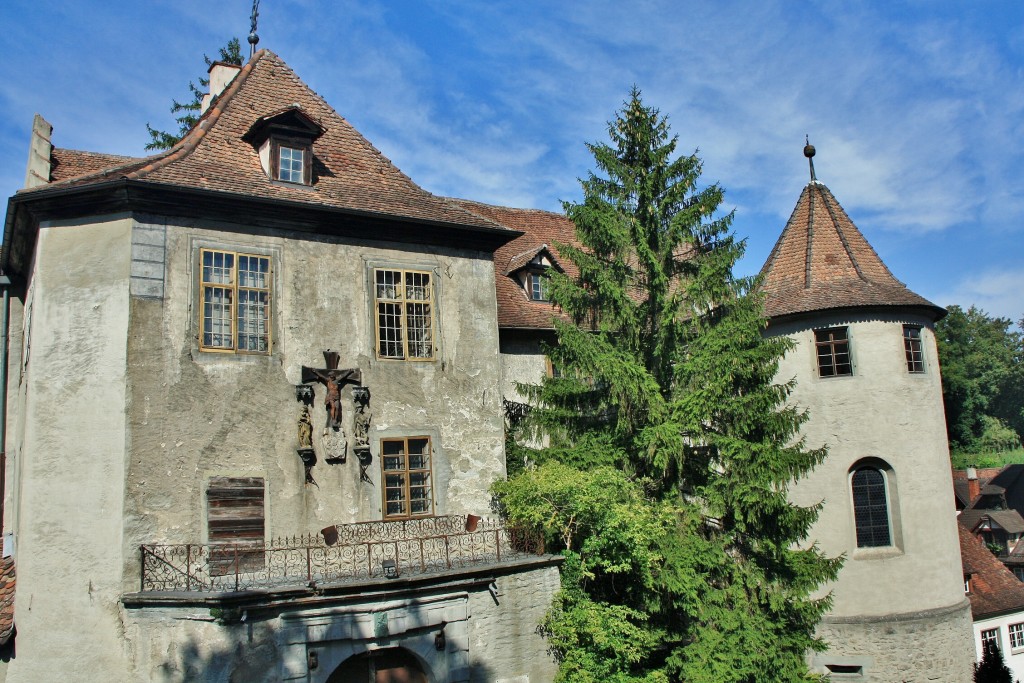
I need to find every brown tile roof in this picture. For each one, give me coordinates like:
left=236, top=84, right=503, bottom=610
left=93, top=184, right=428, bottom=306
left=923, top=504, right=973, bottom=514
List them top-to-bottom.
left=26, top=50, right=507, bottom=235
left=50, top=149, right=141, bottom=182
left=759, top=182, right=943, bottom=320
left=454, top=199, right=578, bottom=330
left=961, top=509, right=1024, bottom=535
left=959, top=520, right=1024, bottom=619
left=0, top=556, right=13, bottom=645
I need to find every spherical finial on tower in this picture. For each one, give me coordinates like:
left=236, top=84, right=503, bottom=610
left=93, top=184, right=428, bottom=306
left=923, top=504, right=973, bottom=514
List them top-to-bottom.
left=804, top=134, right=816, bottom=159
left=804, top=135, right=817, bottom=182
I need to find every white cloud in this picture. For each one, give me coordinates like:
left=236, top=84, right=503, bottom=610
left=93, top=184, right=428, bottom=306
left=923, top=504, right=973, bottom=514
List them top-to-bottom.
left=938, top=269, right=1024, bottom=323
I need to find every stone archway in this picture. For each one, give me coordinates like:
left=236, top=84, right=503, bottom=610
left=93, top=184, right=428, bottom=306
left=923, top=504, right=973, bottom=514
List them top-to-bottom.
left=327, top=647, right=429, bottom=683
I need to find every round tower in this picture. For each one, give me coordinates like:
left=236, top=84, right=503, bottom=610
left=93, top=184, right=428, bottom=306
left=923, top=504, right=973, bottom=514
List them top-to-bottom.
left=759, top=146, right=974, bottom=681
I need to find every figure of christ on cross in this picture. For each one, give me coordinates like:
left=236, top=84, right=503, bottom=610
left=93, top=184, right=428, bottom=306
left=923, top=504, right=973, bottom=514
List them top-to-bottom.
left=300, top=350, right=362, bottom=430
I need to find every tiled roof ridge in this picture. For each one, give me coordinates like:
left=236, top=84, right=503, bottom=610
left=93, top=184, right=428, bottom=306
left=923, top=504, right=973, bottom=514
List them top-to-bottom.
left=122, top=49, right=264, bottom=181
left=261, top=51, right=448, bottom=205
left=53, top=148, right=138, bottom=163
left=815, top=183, right=902, bottom=286
left=759, top=184, right=809, bottom=281
left=453, top=197, right=568, bottom=219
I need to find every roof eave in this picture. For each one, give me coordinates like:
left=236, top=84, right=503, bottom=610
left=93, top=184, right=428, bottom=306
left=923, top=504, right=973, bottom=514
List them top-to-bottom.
left=3, top=179, right=522, bottom=278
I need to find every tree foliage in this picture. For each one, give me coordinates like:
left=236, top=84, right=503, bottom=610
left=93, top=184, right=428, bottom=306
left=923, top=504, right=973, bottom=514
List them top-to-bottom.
left=145, top=38, right=243, bottom=151
left=495, top=89, right=838, bottom=682
left=936, top=305, right=1024, bottom=452
left=974, top=641, right=1014, bottom=683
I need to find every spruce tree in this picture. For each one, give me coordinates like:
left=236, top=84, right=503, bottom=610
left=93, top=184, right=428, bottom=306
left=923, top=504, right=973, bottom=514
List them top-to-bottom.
left=145, top=38, right=243, bottom=151
left=498, top=89, right=839, bottom=681
left=975, top=641, right=1013, bottom=683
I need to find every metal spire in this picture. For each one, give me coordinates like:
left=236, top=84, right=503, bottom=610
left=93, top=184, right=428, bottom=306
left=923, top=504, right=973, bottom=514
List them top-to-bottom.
left=248, top=0, right=261, bottom=58
left=804, top=135, right=817, bottom=183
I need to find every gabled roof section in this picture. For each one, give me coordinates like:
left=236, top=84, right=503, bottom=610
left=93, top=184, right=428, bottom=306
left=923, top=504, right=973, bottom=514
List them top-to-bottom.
left=22, top=50, right=505, bottom=235
left=759, top=181, right=943, bottom=320
left=454, top=199, right=578, bottom=330
left=504, top=243, right=565, bottom=276
left=959, top=509, right=1024, bottom=536
left=959, top=521, right=1024, bottom=619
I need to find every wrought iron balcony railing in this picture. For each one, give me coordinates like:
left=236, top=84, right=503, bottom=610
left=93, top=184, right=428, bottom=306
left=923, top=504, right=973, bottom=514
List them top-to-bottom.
left=139, top=515, right=544, bottom=593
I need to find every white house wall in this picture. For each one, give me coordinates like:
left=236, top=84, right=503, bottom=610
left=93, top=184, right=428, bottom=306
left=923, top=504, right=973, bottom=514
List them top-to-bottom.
left=6, top=216, right=134, bottom=680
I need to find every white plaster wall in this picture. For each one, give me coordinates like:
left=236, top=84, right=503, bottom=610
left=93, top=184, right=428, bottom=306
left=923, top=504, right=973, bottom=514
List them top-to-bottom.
left=6, top=217, right=133, bottom=681
left=123, top=217, right=508, bottom=585
left=774, top=311, right=965, bottom=618
left=973, top=612, right=1024, bottom=682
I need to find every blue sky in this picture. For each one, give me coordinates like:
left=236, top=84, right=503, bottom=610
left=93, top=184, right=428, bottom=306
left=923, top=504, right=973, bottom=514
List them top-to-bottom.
left=2, top=1, right=1022, bottom=322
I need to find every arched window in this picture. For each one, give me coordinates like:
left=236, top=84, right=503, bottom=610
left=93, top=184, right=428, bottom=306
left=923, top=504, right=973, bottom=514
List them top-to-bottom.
left=851, top=467, right=891, bottom=547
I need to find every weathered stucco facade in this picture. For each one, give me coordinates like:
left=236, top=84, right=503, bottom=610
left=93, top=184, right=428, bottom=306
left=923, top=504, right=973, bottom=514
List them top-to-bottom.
left=0, top=50, right=561, bottom=682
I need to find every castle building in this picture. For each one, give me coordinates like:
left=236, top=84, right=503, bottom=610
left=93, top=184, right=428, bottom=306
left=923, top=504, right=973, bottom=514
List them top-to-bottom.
left=0, top=47, right=976, bottom=682
left=0, top=51, right=560, bottom=682
left=757, top=147, right=975, bottom=680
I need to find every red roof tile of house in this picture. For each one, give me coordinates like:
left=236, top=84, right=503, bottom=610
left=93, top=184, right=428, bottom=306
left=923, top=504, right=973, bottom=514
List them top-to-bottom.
left=26, top=50, right=507, bottom=236
left=50, top=149, right=140, bottom=182
left=759, top=182, right=942, bottom=320
left=454, top=199, right=579, bottom=330
left=960, top=520, right=1024, bottom=619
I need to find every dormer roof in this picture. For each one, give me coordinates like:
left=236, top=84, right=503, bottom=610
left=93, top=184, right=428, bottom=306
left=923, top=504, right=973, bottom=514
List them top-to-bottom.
left=5, top=50, right=515, bottom=276
left=242, top=104, right=326, bottom=144
left=759, top=180, right=944, bottom=321
left=454, top=199, right=578, bottom=330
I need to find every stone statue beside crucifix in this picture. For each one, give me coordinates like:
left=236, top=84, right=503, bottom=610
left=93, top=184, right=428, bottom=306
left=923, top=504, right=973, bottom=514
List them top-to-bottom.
left=301, top=350, right=362, bottom=463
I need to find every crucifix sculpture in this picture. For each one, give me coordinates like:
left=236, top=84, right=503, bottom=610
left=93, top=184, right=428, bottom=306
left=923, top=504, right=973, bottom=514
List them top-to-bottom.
left=301, top=350, right=361, bottom=431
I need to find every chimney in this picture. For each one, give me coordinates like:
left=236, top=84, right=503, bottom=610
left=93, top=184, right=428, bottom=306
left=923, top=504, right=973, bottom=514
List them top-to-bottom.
left=200, top=62, right=242, bottom=115
left=23, top=114, right=53, bottom=189
left=967, top=467, right=980, bottom=504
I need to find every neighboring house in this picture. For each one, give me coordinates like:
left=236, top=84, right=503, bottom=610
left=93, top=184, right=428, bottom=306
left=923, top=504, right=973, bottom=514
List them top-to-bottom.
left=0, top=51, right=561, bottom=682
left=753, top=150, right=974, bottom=680
left=958, top=464, right=1024, bottom=581
left=960, top=519, right=1024, bottom=681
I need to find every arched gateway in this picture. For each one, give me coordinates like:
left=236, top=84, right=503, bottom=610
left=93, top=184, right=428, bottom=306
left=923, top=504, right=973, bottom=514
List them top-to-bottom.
left=328, top=648, right=429, bottom=683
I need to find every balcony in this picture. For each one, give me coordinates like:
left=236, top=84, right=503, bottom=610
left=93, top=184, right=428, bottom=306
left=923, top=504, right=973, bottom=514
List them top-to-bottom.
left=137, top=515, right=544, bottom=595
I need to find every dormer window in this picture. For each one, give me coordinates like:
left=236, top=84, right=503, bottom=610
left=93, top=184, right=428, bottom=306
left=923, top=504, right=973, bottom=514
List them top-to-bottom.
left=244, top=105, right=325, bottom=186
left=272, top=139, right=311, bottom=185
left=506, top=244, right=562, bottom=303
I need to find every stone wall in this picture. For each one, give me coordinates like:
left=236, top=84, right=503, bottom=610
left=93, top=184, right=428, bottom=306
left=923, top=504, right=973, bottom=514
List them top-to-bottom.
left=123, top=560, right=561, bottom=682
left=812, top=599, right=975, bottom=682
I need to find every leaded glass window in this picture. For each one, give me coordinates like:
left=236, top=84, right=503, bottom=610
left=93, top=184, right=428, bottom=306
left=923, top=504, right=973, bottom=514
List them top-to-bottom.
left=852, top=467, right=891, bottom=547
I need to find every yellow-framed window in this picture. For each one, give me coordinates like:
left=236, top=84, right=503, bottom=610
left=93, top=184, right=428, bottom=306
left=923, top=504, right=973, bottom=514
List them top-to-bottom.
left=200, top=249, right=272, bottom=354
left=374, top=268, right=434, bottom=360
left=381, top=436, right=433, bottom=519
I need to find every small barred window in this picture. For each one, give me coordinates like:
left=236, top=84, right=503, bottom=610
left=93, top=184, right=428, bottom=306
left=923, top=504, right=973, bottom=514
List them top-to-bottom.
left=903, top=325, right=925, bottom=373
left=851, top=467, right=891, bottom=548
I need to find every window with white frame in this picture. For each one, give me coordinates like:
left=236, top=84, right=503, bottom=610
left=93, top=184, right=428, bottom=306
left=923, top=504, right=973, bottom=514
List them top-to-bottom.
left=271, top=138, right=311, bottom=185
left=199, top=249, right=272, bottom=354
left=374, top=268, right=434, bottom=360
left=528, top=271, right=549, bottom=301
left=851, top=466, right=891, bottom=548
left=1010, top=622, right=1024, bottom=651
left=982, top=627, right=1001, bottom=651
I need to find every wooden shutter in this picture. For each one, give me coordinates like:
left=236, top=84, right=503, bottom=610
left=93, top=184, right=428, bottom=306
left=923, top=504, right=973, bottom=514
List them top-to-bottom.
left=303, top=143, right=313, bottom=185
left=207, top=476, right=265, bottom=575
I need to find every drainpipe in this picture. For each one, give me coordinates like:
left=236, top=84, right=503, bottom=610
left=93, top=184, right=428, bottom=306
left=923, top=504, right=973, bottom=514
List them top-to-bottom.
left=0, top=275, right=9, bottom=553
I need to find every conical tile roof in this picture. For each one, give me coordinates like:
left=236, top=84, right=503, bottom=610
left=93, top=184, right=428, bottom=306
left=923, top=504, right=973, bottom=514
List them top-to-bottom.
left=759, top=181, right=942, bottom=320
